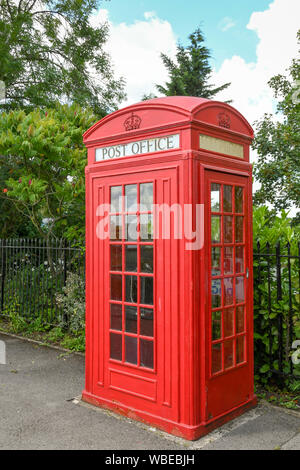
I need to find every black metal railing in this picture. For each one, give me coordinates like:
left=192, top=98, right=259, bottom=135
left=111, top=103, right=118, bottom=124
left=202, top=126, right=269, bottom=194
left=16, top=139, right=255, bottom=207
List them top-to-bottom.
left=0, top=238, right=84, bottom=325
left=253, top=241, right=300, bottom=381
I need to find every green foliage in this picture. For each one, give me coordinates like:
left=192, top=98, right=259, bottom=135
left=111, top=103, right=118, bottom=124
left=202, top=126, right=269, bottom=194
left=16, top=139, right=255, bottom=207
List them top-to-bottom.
left=0, top=0, right=126, bottom=115
left=155, top=28, right=231, bottom=100
left=253, top=30, right=300, bottom=214
left=0, top=103, right=96, bottom=242
left=56, top=272, right=85, bottom=334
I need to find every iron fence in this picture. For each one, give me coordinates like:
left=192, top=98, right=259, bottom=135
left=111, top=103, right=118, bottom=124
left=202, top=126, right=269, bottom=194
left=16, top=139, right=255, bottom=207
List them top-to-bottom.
left=0, top=238, right=84, bottom=325
left=253, top=241, right=300, bottom=381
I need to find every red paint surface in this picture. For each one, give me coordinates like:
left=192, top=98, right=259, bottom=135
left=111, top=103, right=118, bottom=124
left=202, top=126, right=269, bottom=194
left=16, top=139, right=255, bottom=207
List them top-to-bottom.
left=82, top=96, right=256, bottom=440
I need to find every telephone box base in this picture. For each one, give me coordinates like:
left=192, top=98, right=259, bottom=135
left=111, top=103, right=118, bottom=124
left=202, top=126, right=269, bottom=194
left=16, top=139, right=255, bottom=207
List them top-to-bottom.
left=82, top=390, right=257, bottom=441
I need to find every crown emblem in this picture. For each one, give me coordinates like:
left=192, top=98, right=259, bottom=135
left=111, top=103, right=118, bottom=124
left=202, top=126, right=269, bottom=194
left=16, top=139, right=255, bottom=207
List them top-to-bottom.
left=124, top=112, right=142, bottom=131
left=218, top=112, right=231, bottom=129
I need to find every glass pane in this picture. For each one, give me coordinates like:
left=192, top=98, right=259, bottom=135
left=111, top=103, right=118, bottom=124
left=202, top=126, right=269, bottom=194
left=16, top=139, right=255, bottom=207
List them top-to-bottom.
left=140, top=183, right=153, bottom=211
left=211, top=183, right=220, bottom=212
left=125, top=184, right=137, bottom=212
left=223, top=185, right=232, bottom=212
left=110, top=186, right=122, bottom=213
left=235, top=186, right=244, bottom=213
left=140, top=213, right=153, bottom=240
left=125, top=214, right=137, bottom=241
left=110, top=215, right=122, bottom=240
left=211, top=216, right=221, bottom=243
left=224, top=216, right=233, bottom=243
left=235, top=216, right=244, bottom=243
left=110, top=245, right=122, bottom=271
left=125, top=245, right=137, bottom=272
left=140, top=245, right=153, bottom=273
left=224, top=246, right=233, bottom=274
left=235, top=246, right=244, bottom=273
left=211, top=247, right=221, bottom=276
left=110, top=274, right=122, bottom=301
left=125, top=275, right=137, bottom=303
left=140, top=276, right=153, bottom=305
left=236, top=276, right=245, bottom=303
left=224, top=277, right=234, bottom=306
left=211, top=279, right=221, bottom=308
left=110, top=304, right=122, bottom=331
left=125, top=305, right=137, bottom=333
left=236, top=305, right=245, bottom=333
left=224, top=307, right=234, bottom=337
left=140, top=308, right=153, bottom=337
left=212, top=311, right=221, bottom=340
left=110, top=333, right=122, bottom=361
left=125, top=335, right=137, bottom=364
left=236, top=335, right=245, bottom=364
left=140, top=339, right=154, bottom=369
left=224, top=340, right=234, bottom=369
left=212, top=343, right=222, bottom=374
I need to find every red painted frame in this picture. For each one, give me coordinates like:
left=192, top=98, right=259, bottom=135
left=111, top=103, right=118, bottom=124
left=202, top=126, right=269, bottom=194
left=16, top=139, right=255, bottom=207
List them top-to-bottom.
left=82, top=97, right=257, bottom=440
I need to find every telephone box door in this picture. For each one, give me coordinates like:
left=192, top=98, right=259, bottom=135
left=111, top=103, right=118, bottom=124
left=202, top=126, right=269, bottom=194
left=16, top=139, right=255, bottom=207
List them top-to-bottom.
left=205, top=170, right=253, bottom=420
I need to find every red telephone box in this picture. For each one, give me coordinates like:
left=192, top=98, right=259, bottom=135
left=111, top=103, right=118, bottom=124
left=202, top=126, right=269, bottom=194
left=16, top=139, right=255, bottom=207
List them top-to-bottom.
left=82, top=96, right=257, bottom=440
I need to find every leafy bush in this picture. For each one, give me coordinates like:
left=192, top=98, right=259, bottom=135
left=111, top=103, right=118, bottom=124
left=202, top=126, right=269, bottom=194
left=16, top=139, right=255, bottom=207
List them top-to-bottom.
left=55, top=272, right=85, bottom=334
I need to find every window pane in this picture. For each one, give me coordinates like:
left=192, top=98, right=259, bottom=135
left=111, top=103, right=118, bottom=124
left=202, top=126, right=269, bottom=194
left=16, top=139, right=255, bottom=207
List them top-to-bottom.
left=140, top=183, right=153, bottom=211
left=211, top=183, right=220, bottom=212
left=125, top=184, right=137, bottom=212
left=223, top=185, right=232, bottom=212
left=110, top=186, right=122, bottom=213
left=235, top=186, right=244, bottom=213
left=140, top=213, right=153, bottom=240
left=125, top=214, right=137, bottom=241
left=110, top=215, right=122, bottom=240
left=211, top=216, right=221, bottom=243
left=224, top=216, right=233, bottom=243
left=235, top=216, right=244, bottom=243
left=110, top=245, right=122, bottom=271
left=125, top=245, right=137, bottom=272
left=140, top=245, right=153, bottom=273
left=224, top=246, right=233, bottom=274
left=235, top=246, right=244, bottom=273
left=211, top=247, right=221, bottom=276
left=110, top=274, right=122, bottom=301
left=125, top=275, right=137, bottom=303
left=140, top=276, right=153, bottom=305
left=236, top=276, right=245, bottom=303
left=224, top=277, right=234, bottom=306
left=211, top=279, right=221, bottom=308
left=110, top=304, right=122, bottom=331
left=125, top=305, right=137, bottom=333
left=236, top=305, right=245, bottom=333
left=224, top=307, right=234, bottom=337
left=140, top=308, right=153, bottom=337
left=212, top=311, right=221, bottom=340
left=110, top=333, right=122, bottom=361
left=236, top=335, right=245, bottom=364
left=125, top=336, right=137, bottom=365
left=140, top=339, right=153, bottom=369
left=224, top=340, right=234, bottom=369
left=212, top=343, right=222, bottom=374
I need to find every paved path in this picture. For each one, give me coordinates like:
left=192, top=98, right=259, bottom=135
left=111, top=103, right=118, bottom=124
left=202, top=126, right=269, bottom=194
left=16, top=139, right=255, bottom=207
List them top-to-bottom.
left=0, top=333, right=299, bottom=450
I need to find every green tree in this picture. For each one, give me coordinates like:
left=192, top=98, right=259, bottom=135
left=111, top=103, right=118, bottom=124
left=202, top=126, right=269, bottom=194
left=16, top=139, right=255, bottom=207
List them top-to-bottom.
left=0, top=0, right=125, bottom=115
left=155, top=28, right=231, bottom=99
left=253, top=31, right=300, bottom=214
left=0, top=103, right=97, bottom=243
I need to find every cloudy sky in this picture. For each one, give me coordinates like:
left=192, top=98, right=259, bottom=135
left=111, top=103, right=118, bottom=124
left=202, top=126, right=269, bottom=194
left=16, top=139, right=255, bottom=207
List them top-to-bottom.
left=93, top=0, right=299, bottom=138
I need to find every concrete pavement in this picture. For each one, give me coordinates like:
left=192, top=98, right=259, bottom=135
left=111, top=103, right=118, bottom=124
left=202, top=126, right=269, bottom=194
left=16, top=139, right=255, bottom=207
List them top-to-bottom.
left=0, top=333, right=299, bottom=450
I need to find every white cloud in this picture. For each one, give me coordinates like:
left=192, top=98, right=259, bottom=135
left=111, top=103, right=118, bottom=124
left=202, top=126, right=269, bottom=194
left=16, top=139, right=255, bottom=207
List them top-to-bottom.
left=212, top=0, right=300, bottom=136
left=91, top=10, right=177, bottom=105
left=219, top=17, right=236, bottom=32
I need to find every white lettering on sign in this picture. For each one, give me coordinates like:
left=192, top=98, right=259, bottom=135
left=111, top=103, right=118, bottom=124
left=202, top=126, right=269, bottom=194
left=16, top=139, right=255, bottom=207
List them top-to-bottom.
left=96, top=134, right=180, bottom=161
